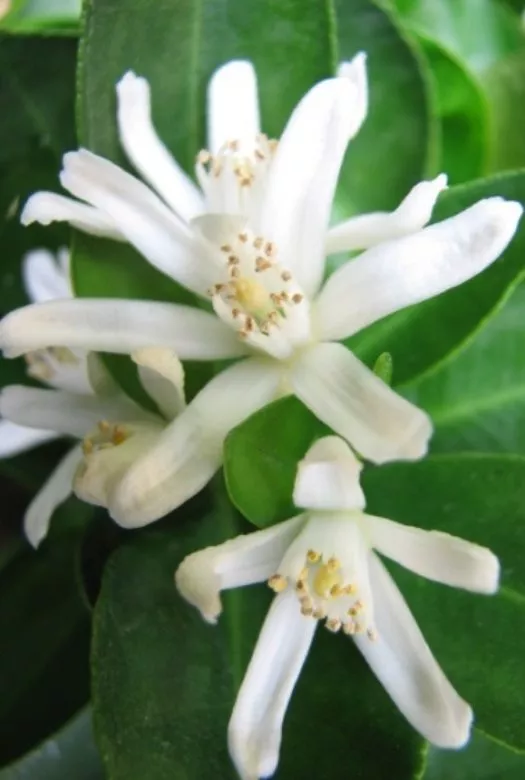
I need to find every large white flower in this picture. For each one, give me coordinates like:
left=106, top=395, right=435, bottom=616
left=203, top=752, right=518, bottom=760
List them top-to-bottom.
left=1, top=57, right=522, bottom=527
left=0, top=254, right=185, bottom=544
left=176, top=436, right=500, bottom=780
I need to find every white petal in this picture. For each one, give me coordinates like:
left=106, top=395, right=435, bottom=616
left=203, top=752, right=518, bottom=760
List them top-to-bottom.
left=337, top=52, right=368, bottom=103
left=257, top=59, right=368, bottom=297
left=207, top=60, right=261, bottom=154
left=116, top=71, right=204, bottom=221
left=60, top=149, right=216, bottom=295
left=326, top=174, right=448, bottom=254
left=21, top=192, right=124, bottom=241
left=316, top=197, right=524, bottom=342
left=22, top=248, right=71, bottom=303
left=0, top=300, right=247, bottom=361
left=290, top=342, right=432, bottom=464
left=132, top=347, right=185, bottom=420
left=86, top=353, right=120, bottom=396
left=109, top=357, right=281, bottom=527
left=0, top=386, right=149, bottom=438
left=0, top=419, right=59, bottom=457
left=293, top=435, right=365, bottom=511
left=24, top=444, right=83, bottom=548
left=366, top=514, right=499, bottom=594
left=175, top=515, right=305, bottom=623
left=354, top=553, right=473, bottom=747
left=228, top=589, right=316, bottom=780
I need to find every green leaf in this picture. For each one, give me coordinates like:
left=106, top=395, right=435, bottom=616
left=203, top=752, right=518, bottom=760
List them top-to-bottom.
left=0, top=0, right=81, bottom=36
left=348, top=170, right=525, bottom=386
left=403, top=275, right=525, bottom=454
left=363, top=453, right=525, bottom=751
left=0, top=501, right=92, bottom=765
left=92, top=506, right=424, bottom=780
left=0, top=708, right=103, bottom=780
left=423, top=730, right=525, bottom=780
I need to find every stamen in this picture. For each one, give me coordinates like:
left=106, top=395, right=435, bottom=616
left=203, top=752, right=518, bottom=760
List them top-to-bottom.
left=197, top=149, right=211, bottom=164
left=238, top=232, right=248, bottom=243
left=253, top=236, right=264, bottom=249
left=220, top=244, right=232, bottom=253
left=281, top=271, right=292, bottom=282
left=292, top=293, right=304, bottom=304
left=82, top=438, right=93, bottom=455
left=307, top=549, right=321, bottom=563
left=267, top=574, right=287, bottom=593
left=326, top=618, right=341, bottom=633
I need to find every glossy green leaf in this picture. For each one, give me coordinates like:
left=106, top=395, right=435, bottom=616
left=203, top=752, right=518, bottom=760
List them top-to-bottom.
left=0, top=1, right=80, bottom=35
left=348, top=171, right=525, bottom=386
left=403, top=275, right=525, bottom=454
left=363, top=453, right=525, bottom=751
left=0, top=502, right=92, bottom=765
left=92, top=505, right=424, bottom=780
left=0, top=708, right=103, bottom=780
left=424, top=730, right=525, bottom=780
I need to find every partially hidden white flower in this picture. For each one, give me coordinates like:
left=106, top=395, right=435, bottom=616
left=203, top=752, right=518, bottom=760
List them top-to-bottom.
left=1, top=57, right=522, bottom=528
left=0, top=253, right=185, bottom=545
left=176, top=436, right=500, bottom=780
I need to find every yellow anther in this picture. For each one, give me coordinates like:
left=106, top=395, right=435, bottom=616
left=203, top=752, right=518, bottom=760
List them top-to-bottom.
left=197, top=149, right=211, bottom=164
left=238, top=232, right=248, bottom=243
left=253, top=236, right=264, bottom=249
left=264, top=241, right=276, bottom=257
left=220, top=244, right=232, bottom=253
left=227, top=255, right=240, bottom=266
left=255, top=257, right=272, bottom=272
left=230, top=267, right=240, bottom=279
left=281, top=271, right=292, bottom=282
left=292, top=293, right=304, bottom=304
left=232, top=308, right=240, bottom=319
left=245, top=317, right=254, bottom=332
left=98, top=420, right=110, bottom=433
left=112, top=426, right=127, bottom=445
left=82, top=438, right=93, bottom=455
left=307, top=549, right=320, bottom=563
left=326, top=557, right=341, bottom=573
left=267, top=574, right=287, bottom=593
left=295, top=579, right=307, bottom=593
left=330, top=584, right=343, bottom=598
left=342, top=584, right=357, bottom=595
left=301, top=605, right=314, bottom=617
left=313, top=608, right=327, bottom=620
left=325, top=618, right=341, bottom=633
left=343, top=621, right=356, bottom=635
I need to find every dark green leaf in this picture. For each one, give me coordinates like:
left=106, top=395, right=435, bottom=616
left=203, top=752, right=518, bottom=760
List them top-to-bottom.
left=348, top=171, right=525, bottom=386
left=403, top=276, right=525, bottom=454
left=363, top=453, right=525, bottom=751
left=92, top=507, right=424, bottom=780
left=0, top=708, right=103, bottom=780
left=424, top=730, right=525, bottom=780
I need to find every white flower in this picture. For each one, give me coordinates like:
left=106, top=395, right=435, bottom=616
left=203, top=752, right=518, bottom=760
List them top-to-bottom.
left=1, top=58, right=522, bottom=527
left=0, top=250, right=185, bottom=544
left=176, top=436, right=500, bottom=780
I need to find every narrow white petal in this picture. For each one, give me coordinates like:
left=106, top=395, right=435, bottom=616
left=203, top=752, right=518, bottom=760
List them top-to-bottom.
left=337, top=52, right=368, bottom=106
left=207, top=60, right=260, bottom=154
left=257, top=66, right=368, bottom=297
left=116, top=71, right=204, bottom=221
left=60, top=149, right=216, bottom=295
left=326, top=174, right=448, bottom=254
left=21, top=192, right=124, bottom=241
left=317, top=197, right=524, bottom=342
left=22, top=248, right=71, bottom=303
left=0, top=300, right=247, bottom=361
left=290, top=343, right=432, bottom=464
left=132, top=347, right=186, bottom=420
left=86, top=353, right=120, bottom=396
left=109, top=358, right=281, bottom=527
left=0, top=386, right=149, bottom=438
left=0, top=419, right=58, bottom=457
left=293, top=435, right=365, bottom=511
left=24, top=444, right=82, bottom=548
left=175, top=515, right=305, bottom=623
left=366, top=515, right=499, bottom=594
left=354, top=553, right=473, bottom=747
left=228, top=590, right=316, bottom=780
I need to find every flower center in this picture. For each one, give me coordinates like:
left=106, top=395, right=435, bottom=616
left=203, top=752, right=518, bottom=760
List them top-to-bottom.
left=208, top=229, right=309, bottom=355
left=25, top=347, right=79, bottom=383
left=82, top=420, right=130, bottom=455
left=268, top=548, right=377, bottom=640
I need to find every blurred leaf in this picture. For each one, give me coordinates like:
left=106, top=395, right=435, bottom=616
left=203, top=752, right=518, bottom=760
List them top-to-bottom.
left=0, top=0, right=81, bottom=35
left=347, top=171, right=525, bottom=386
left=403, top=274, right=525, bottom=454
left=363, top=453, right=525, bottom=751
left=0, top=500, right=93, bottom=765
left=92, top=506, right=424, bottom=780
left=0, top=707, right=104, bottom=780
left=424, top=729, right=525, bottom=779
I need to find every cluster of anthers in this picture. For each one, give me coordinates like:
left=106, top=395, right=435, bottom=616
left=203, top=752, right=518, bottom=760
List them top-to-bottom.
left=196, top=134, right=278, bottom=187
left=208, top=230, right=305, bottom=341
left=25, top=347, right=79, bottom=384
left=82, top=420, right=129, bottom=456
left=268, top=550, right=378, bottom=641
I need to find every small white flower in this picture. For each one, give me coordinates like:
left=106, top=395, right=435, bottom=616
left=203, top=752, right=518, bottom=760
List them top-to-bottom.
left=1, top=58, right=522, bottom=527
left=0, top=253, right=185, bottom=544
left=176, top=436, right=500, bottom=780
